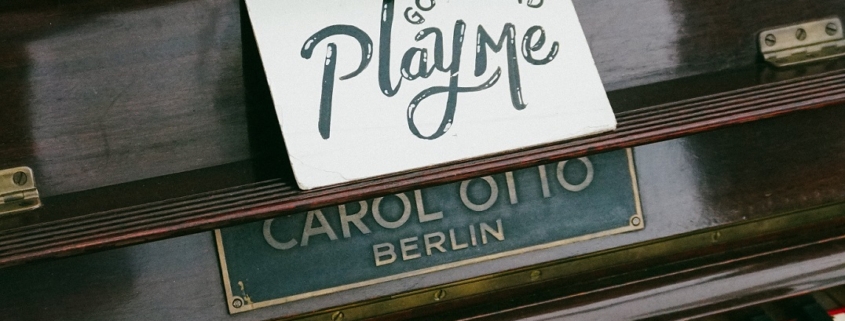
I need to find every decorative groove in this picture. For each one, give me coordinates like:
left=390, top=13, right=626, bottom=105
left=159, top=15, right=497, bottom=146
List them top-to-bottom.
left=2, top=70, right=845, bottom=267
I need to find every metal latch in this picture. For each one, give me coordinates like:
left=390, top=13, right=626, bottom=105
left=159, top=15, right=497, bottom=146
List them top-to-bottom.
left=760, top=17, right=845, bottom=67
left=0, top=167, right=41, bottom=216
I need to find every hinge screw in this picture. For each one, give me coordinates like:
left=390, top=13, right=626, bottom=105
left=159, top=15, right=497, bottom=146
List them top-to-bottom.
left=827, top=23, right=839, bottom=36
left=796, top=28, right=807, bottom=41
left=764, top=34, right=776, bottom=47
left=12, top=172, right=27, bottom=186
left=712, top=231, right=722, bottom=242
left=434, top=289, right=447, bottom=301
left=331, top=311, right=345, bottom=321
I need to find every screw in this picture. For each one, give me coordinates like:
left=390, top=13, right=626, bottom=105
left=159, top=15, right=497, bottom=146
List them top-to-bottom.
left=827, top=23, right=839, bottom=36
left=796, top=28, right=807, bottom=41
left=764, top=34, right=776, bottom=46
left=12, top=172, right=27, bottom=186
left=631, top=216, right=642, bottom=227
left=711, top=231, right=722, bottom=242
left=530, top=270, right=542, bottom=281
left=434, top=289, right=447, bottom=301
left=232, top=298, right=244, bottom=308
left=331, top=311, right=345, bottom=321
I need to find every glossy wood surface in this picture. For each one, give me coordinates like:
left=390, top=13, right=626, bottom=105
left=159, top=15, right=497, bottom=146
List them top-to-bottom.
left=0, top=0, right=251, bottom=197
left=2, top=0, right=845, bottom=266
left=2, top=0, right=843, bottom=195
left=2, top=3, right=845, bottom=317
left=2, top=70, right=844, bottom=267
left=4, top=103, right=845, bottom=320
left=437, top=228, right=845, bottom=321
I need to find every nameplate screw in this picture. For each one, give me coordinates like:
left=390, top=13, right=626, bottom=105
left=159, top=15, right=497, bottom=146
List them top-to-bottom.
left=827, top=23, right=839, bottom=36
left=796, top=28, right=807, bottom=41
left=764, top=34, right=776, bottom=46
left=12, top=172, right=27, bottom=186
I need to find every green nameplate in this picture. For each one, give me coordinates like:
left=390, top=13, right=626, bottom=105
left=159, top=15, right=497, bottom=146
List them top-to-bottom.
left=216, top=149, right=643, bottom=314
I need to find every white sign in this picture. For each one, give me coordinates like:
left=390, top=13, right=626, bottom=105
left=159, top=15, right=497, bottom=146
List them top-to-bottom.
left=246, top=0, right=616, bottom=190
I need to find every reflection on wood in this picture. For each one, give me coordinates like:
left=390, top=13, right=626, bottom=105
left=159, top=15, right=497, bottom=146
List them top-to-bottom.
left=0, top=0, right=250, bottom=196
left=0, top=0, right=845, bottom=264
left=1, top=1, right=845, bottom=319
left=5, top=102, right=845, bottom=319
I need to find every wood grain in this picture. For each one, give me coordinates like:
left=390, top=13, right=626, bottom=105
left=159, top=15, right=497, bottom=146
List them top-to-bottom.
left=0, top=0, right=844, bottom=266
left=0, top=0, right=841, bottom=194
left=1, top=69, right=845, bottom=267
left=5, top=101, right=845, bottom=320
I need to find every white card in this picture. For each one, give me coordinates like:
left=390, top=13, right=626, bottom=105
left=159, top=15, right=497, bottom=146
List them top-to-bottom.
left=246, top=0, right=616, bottom=190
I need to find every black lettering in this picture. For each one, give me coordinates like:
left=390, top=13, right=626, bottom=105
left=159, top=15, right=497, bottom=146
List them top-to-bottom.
left=416, top=0, right=436, bottom=11
left=518, top=0, right=544, bottom=8
left=301, top=2, right=560, bottom=141
left=379, top=2, right=402, bottom=97
left=404, top=7, right=425, bottom=25
left=407, top=21, right=503, bottom=140
left=476, top=24, right=527, bottom=110
left=301, top=26, right=373, bottom=139
left=522, top=26, right=559, bottom=65
left=416, top=28, right=451, bottom=73
left=400, top=48, right=429, bottom=80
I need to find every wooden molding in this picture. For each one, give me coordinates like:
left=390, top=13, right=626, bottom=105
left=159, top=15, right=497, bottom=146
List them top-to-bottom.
left=2, top=69, right=845, bottom=267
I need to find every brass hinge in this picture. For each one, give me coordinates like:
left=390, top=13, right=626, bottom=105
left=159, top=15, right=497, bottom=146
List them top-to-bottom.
left=760, top=17, right=845, bottom=67
left=0, top=167, right=41, bottom=216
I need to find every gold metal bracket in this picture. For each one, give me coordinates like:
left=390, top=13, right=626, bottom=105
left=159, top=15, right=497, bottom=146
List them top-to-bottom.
left=760, top=17, right=845, bottom=67
left=0, top=167, right=41, bottom=216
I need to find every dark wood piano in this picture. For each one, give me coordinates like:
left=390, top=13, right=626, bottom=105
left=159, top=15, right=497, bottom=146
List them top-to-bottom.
left=2, top=0, right=845, bottom=320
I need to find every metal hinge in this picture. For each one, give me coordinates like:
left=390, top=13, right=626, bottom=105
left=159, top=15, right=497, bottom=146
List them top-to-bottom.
left=760, top=17, right=845, bottom=67
left=0, top=167, right=41, bottom=216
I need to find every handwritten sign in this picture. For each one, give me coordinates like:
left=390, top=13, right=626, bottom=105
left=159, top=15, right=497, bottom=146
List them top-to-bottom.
left=245, top=0, right=616, bottom=189
left=216, top=149, right=642, bottom=314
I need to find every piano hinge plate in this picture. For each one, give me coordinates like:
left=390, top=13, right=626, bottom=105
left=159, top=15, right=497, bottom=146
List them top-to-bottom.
left=760, top=17, right=845, bottom=67
left=0, top=167, right=41, bottom=217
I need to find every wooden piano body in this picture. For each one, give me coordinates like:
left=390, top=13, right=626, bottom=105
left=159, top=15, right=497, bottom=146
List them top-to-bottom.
left=1, top=0, right=845, bottom=320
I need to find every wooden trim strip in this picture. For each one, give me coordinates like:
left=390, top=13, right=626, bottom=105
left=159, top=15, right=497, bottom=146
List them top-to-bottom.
left=2, top=69, right=845, bottom=267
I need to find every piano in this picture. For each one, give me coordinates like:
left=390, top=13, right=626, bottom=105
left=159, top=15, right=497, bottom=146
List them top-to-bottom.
left=2, top=0, right=845, bottom=320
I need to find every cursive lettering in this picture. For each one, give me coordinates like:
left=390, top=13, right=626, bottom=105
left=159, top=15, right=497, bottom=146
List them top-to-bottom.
left=300, top=1, right=559, bottom=140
